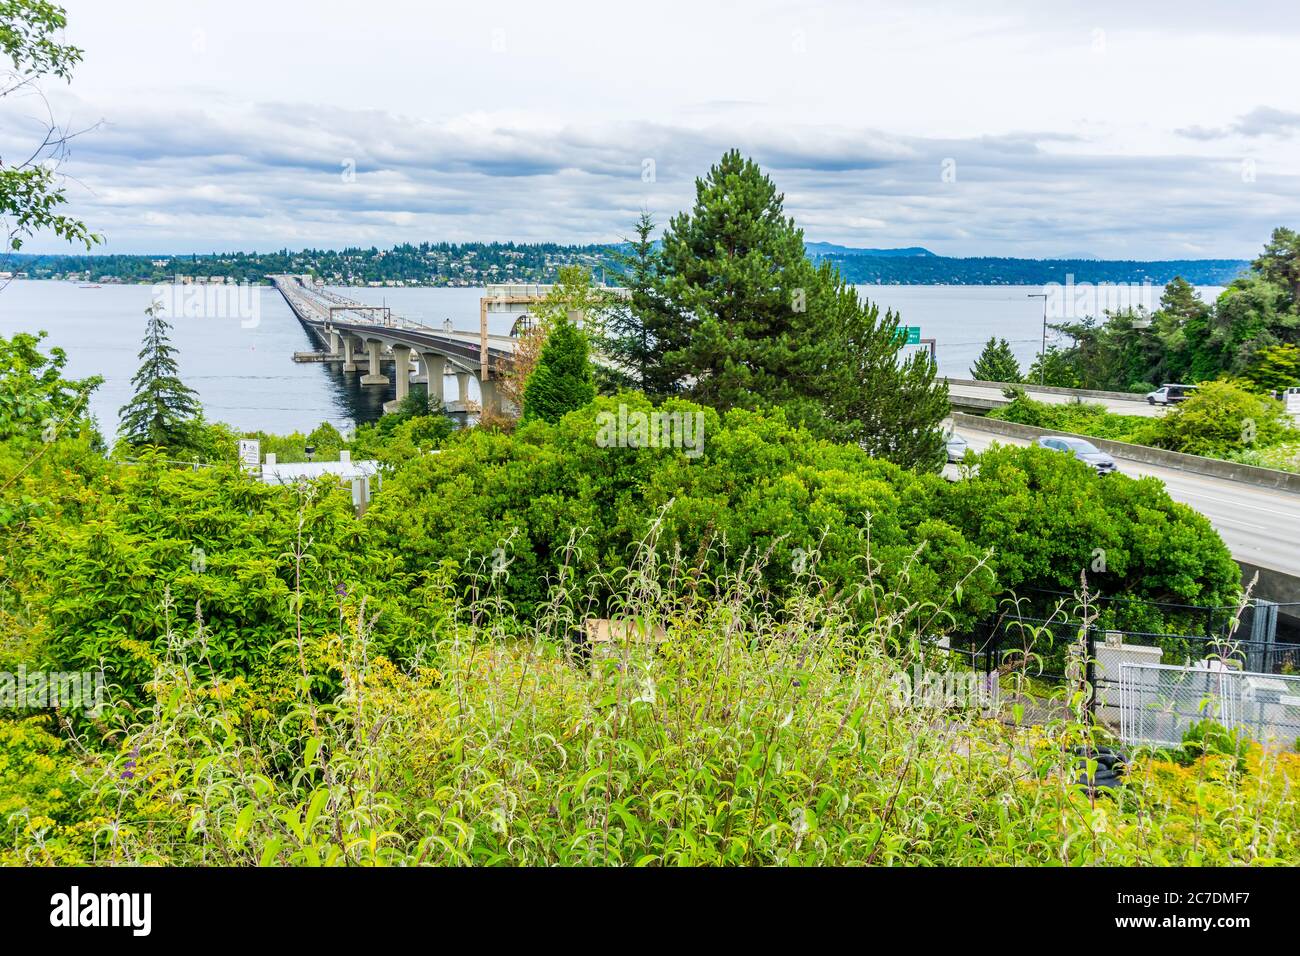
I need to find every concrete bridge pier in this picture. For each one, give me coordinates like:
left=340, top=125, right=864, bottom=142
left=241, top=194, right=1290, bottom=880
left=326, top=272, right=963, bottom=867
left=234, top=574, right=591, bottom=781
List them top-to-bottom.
left=328, top=329, right=341, bottom=357
left=341, top=334, right=360, bottom=372
left=361, top=339, right=390, bottom=386
left=391, top=345, right=412, bottom=403
left=421, top=352, right=446, bottom=404
left=455, top=370, right=471, bottom=405
left=479, top=375, right=501, bottom=416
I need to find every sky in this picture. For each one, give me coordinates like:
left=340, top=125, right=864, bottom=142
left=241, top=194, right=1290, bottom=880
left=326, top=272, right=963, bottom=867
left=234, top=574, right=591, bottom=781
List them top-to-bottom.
left=5, top=0, right=1300, bottom=258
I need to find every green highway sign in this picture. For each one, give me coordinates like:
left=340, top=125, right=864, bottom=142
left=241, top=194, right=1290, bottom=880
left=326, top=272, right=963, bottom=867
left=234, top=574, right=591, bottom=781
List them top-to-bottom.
left=895, top=326, right=921, bottom=345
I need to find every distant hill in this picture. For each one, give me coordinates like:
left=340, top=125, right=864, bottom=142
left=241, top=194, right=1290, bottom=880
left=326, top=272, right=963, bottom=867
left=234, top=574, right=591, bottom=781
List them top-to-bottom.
left=804, top=242, right=935, bottom=258
left=2, top=244, right=1252, bottom=288
left=820, top=255, right=1250, bottom=286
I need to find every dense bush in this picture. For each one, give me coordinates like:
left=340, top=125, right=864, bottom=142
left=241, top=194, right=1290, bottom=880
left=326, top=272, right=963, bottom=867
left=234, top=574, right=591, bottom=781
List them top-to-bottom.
left=1152, top=379, right=1299, bottom=458
left=988, top=394, right=1159, bottom=445
left=935, top=443, right=1241, bottom=631
left=16, top=452, right=455, bottom=704
left=8, top=564, right=1295, bottom=867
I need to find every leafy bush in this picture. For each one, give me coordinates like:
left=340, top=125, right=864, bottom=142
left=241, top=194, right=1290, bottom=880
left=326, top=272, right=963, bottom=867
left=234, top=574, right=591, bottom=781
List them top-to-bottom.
left=1153, top=379, right=1299, bottom=458
left=988, top=395, right=1160, bottom=445
left=934, top=442, right=1241, bottom=631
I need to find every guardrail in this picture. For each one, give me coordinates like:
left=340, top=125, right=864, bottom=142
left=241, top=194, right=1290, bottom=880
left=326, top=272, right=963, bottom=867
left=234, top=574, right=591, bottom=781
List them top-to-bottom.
left=953, top=412, right=1300, bottom=494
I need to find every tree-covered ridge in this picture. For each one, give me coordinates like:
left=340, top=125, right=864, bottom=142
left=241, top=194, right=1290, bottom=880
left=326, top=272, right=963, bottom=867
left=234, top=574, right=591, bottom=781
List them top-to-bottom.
left=1031, top=228, right=1300, bottom=393
left=7, top=245, right=1251, bottom=287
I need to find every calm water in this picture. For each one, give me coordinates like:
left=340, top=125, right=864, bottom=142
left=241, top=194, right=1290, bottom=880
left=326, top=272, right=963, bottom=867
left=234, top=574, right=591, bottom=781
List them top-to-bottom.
left=0, top=280, right=1222, bottom=438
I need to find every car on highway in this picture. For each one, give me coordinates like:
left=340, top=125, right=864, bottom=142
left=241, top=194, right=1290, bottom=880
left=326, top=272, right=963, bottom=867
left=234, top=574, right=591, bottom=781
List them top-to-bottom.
left=1145, top=383, right=1197, bottom=405
left=945, top=430, right=969, bottom=462
left=1035, top=435, right=1117, bottom=474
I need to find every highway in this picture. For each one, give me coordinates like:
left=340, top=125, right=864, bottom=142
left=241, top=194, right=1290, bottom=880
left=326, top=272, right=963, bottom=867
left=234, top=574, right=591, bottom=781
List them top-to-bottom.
left=946, top=381, right=1169, bottom=417
left=953, top=424, right=1300, bottom=582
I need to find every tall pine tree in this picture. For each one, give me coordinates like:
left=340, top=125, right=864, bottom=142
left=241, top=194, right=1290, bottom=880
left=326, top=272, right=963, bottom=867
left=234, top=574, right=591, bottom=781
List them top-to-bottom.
left=630, top=150, right=950, bottom=470
left=655, top=150, right=817, bottom=410
left=118, top=305, right=200, bottom=449
left=970, top=337, right=1022, bottom=382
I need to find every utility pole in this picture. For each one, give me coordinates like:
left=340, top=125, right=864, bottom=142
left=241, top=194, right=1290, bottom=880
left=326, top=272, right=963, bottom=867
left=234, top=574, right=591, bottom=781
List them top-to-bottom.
left=1028, top=292, right=1049, bottom=385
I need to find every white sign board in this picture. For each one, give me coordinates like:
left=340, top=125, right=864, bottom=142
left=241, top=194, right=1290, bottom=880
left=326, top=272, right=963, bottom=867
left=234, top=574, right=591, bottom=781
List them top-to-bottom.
left=238, top=438, right=261, bottom=473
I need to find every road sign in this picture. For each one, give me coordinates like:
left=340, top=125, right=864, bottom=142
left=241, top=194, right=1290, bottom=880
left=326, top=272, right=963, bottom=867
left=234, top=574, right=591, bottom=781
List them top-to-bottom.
left=895, top=326, right=921, bottom=345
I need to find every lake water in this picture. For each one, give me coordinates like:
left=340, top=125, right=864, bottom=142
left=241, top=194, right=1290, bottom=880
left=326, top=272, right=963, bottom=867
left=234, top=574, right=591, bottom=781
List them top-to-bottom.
left=0, top=280, right=1223, bottom=438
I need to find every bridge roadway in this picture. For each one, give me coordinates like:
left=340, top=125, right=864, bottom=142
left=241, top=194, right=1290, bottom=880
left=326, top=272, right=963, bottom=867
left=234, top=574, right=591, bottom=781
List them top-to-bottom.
left=271, top=275, right=515, bottom=413
left=951, top=421, right=1300, bottom=609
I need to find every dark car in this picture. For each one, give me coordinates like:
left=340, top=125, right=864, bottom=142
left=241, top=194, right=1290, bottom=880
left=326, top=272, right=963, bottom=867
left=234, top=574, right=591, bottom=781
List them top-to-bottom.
left=1035, top=435, right=1117, bottom=475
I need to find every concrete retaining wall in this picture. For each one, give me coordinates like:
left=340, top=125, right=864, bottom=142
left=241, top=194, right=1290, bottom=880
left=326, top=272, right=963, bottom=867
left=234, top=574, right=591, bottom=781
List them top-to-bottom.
left=953, top=412, right=1300, bottom=495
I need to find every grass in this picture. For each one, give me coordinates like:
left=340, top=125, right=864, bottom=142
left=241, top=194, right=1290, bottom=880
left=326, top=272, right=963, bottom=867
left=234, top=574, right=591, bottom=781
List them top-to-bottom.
left=5, top=513, right=1299, bottom=867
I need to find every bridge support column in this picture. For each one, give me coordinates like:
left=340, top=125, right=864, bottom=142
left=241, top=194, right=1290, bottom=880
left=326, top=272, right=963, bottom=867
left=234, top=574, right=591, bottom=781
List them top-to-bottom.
left=328, top=329, right=341, bottom=357
left=341, top=335, right=360, bottom=372
left=361, top=339, right=390, bottom=385
left=391, top=345, right=412, bottom=404
left=421, top=353, right=446, bottom=405
left=455, top=370, right=471, bottom=406
left=478, top=375, right=501, bottom=416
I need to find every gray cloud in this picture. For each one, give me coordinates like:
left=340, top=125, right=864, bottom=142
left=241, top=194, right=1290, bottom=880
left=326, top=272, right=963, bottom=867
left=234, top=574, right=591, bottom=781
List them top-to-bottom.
left=5, top=97, right=1297, bottom=259
left=1177, top=106, right=1300, bottom=141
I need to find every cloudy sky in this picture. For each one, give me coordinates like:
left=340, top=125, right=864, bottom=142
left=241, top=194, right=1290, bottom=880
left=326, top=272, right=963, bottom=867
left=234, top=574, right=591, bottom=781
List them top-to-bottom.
left=6, top=0, right=1300, bottom=257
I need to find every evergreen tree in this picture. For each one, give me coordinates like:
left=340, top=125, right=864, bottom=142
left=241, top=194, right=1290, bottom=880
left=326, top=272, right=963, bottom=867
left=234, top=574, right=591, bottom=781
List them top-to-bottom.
left=654, top=149, right=819, bottom=410
left=626, top=150, right=950, bottom=469
left=600, top=212, right=676, bottom=396
left=807, top=262, right=950, bottom=470
left=118, top=305, right=200, bottom=449
left=521, top=314, right=595, bottom=423
left=970, top=337, right=1022, bottom=382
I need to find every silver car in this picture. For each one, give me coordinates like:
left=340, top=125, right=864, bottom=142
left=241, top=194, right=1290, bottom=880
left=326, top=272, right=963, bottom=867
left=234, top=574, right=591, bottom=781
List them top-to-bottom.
left=945, top=431, right=969, bottom=462
left=1035, top=435, right=1117, bottom=475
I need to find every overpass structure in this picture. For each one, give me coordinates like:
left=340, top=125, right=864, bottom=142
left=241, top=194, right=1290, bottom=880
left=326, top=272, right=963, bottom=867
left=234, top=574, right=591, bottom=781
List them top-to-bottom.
left=271, top=275, right=518, bottom=414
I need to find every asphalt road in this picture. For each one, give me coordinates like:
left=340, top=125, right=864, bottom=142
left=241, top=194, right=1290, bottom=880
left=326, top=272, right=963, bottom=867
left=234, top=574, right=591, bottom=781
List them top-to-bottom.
left=946, top=383, right=1169, bottom=417
left=953, top=425, right=1300, bottom=580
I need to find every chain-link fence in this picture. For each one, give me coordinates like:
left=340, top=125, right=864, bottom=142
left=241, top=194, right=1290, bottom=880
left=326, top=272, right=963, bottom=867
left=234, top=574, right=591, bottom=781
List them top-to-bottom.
left=939, top=608, right=1300, bottom=747
left=1118, top=662, right=1300, bottom=750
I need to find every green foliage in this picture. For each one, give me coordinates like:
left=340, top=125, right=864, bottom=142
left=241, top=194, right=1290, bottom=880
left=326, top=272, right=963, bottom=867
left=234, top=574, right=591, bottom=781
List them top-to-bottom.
left=0, top=1, right=98, bottom=254
left=631, top=151, right=949, bottom=470
left=599, top=212, right=674, bottom=395
left=1029, top=229, right=1300, bottom=391
left=116, top=306, right=201, bottom=452
left=521, top=311, right=596, bottom=423
left=0, top=330, right=101, bottom=444
left=971, top=337, right=1023, bottom=382
left=1242, top=343, right=1300, bottom=393
left=1027, top=345, right=1084, bottom=389
left=1152, top=379, right=1299, bottom=458
left=988, top=395, right=1161, bottom=445
left=935, top=442, right=1241, bottom=629
left=18, top=454, right=445, bottom=706
left=16, top=566, right=1299, bottom=867
left=1178, top=720, right=1251, bottom=773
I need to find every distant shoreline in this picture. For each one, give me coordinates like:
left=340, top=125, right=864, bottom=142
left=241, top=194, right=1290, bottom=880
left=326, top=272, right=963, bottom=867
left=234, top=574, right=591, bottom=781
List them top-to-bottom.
left=1, top=243, right=1251, bottom=288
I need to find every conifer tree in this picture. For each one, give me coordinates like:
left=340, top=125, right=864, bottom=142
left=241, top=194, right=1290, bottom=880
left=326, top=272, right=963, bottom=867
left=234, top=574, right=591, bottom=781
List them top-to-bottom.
left=625, top=150, right=950, bottom=469
left=601, top=211, right=677, bottom=396
left=118, top=304, right=200, bottom=449
left=521, top=313, right=595, bottom=423
left=970, top=337, right=1022, bottom=382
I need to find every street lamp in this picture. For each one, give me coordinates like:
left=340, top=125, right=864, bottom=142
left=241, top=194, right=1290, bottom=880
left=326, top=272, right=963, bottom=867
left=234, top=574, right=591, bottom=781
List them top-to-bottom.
left=1027, top=293, right=1049, bottom=385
